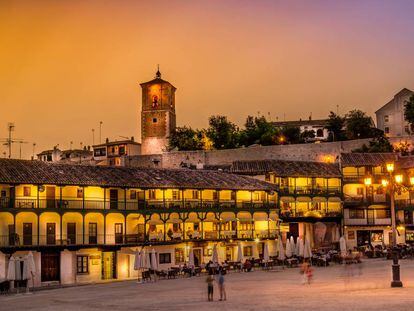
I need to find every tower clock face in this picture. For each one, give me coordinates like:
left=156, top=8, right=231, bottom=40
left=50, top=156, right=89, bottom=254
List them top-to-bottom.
left=152, top=95, right=159, bottom=108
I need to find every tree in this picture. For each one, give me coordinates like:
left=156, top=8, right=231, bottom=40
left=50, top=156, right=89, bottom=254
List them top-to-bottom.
left=404, top=95, right=414, bottom=131
left=345, top=109, right=375, bottom=139
left=325, top=111, right=346, bottom=141
left=206, top=115, right=240, bottom=149
left=239, top=115, right=279, bottom=146
left=168, top=126, right=203, bottom=151
left=281, top=126, right=301, bottom=144
left=352, top=131, right=393, bottom=153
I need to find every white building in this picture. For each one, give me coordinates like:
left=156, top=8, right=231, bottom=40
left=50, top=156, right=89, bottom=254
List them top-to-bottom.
left=375, top=88, right=414, bottom=137
left=273, top=118, right=329, bottom=141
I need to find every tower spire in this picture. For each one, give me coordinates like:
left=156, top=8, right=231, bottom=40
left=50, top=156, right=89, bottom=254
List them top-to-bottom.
left=155, top=64, right=161, bottom=79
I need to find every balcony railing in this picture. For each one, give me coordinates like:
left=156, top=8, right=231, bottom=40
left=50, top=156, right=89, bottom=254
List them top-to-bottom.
left=278, top=186, right=341, bottom=196
left=0, top=198, right=278, bottom=211
left=280, top=207, right=342, bottom=218
left=0, top=229, right=280, bottom=247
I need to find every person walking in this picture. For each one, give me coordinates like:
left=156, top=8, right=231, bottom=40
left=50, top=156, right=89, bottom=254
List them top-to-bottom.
left=218, top=271, right=226, bottom=301
left=206, top=273, right=214, bottom=301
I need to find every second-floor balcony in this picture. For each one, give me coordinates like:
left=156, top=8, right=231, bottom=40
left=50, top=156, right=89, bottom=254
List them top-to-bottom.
left=278, top=186, right=341, bottom=196
left=343, top=193, right=388, bottom=205
left=0, top=197, right=277, bottom=211
left=280, top=205, right=342, bottom=218
left=344, top=208, right=391, bottom=226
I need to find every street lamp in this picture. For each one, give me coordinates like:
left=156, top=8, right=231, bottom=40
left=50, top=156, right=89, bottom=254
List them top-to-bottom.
left=384, top=161, right=403, bottom=287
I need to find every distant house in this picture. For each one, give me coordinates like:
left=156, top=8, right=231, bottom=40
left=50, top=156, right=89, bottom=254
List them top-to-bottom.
left=375, top=88, right=414, bottom=137
left=273, top=118, right=329, bottom=141
left=93, top=138, right=141, bottom=166
left=37, top=147, right=93, bottom=163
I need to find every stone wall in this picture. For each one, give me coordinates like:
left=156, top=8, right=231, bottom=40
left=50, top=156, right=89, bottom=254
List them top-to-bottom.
left=126, top=137, right=414, bottom=169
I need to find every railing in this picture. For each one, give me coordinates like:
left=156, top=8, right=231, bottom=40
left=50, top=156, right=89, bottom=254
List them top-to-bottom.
left=343, top=173, right=387, bottom=182
left=278, top=186, right=341, bottom=196
left=344, top=194, right=388, bottom=205
left=3, top=198, right=278, bottom=211
left=395, top=199, right=414, bottom=209
left=280, top=207, right=342, bottom=218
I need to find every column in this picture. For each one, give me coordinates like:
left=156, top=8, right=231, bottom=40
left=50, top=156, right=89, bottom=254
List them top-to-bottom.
left=124, top=188, right=127, bottom=210
left=37, top=213, right=40, bottom=245
left=60, top=213, right=63, bottom=243
left=82, top=213, right=85, bottom=244
left=103, top=214, right=106, bottom=244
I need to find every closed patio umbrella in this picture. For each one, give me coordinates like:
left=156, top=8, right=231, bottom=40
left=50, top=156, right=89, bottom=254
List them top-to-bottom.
left=290, top=236, right=296, bottom=256
left=339, top=236, right=347, bottom=257
left=278, top=238, right=285, bottom=261
left=298, top=238, right=304, bottom=257
left=304, top=238, right=312, bottom=259
left=285, top=239, right=292, bottom=258
left=237, top=243, right=243, bottom=262
left=263, top=243, right=270, bottom=263
left=212, top=244, right=219, bottom=265
left=188, top=248, right=195, bottom=268
left=134, top=249, right=141, bottom=270
left=151, top=249, right=158, bottom=271
left=145, top=251, right=151, bottom=270
left=7, top=256, right=16, bottom=281
left=15, top=258, right=22, bottom=281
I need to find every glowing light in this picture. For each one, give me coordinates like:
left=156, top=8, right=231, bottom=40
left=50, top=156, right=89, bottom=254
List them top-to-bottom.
left=386, top=163, right=395, bottom=173
left=395, top=174, right=403, bottom=184
left=364, top=177, right=372, bottom=186
left=410, top=177, right=414, bottom=185
left=381, top=179, right=389, bottom=187
left=254, top=238, right=260, bottom=242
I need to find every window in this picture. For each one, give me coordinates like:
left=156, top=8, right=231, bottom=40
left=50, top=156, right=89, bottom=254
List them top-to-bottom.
left=384, top=115, right=389, bottom=122
left=153, top=118, right=158, bottom=123
left=405, top=125, right=410, bottom=134
left=384, top=127, right=390, bottom=134
left=316, top=129, right=324, bottom=137
left=119, top=146, right=126, bottom=155
left=93, top=148, right=106, bottom=157
left=23, top=186, right=31, bottom=197
left=376, top=187, right=384, bottom=195
left=77, top=188, right=83, bottom=198
left=130, top=190, right=137, bottom=200
left=149, top=190, right=156, bottom=200
left=172, top=190, right=180, bottom=200
left=192, top=190, right=199, bottom=199
left=349, top=209, right=365, bottom=219
left=376, top=209, right=390, bottom=219
left=347, top=231, right=355, bottom=240
left=243, top=246, right=252, bottom=257
left=175, top=248, right=185, bottom=264
left=159, top=253, right=171, bottom=264
left=77, top=255, right=89, bottom=274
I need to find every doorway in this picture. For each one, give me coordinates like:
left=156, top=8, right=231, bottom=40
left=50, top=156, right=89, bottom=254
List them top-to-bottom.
left=46, top=186, right=56, bottom=209
left=110, top=189, right=118, bottom=209
left=23, top=222, right=32, bottom=245
left=67, top=222, right=76, bottom=244
left=46, top=223, right=56, bottom=245
left=115, top=223, right=123, bottom=244
left=225, top=246, right=234, bottom=261
left=193, top=248, right=202, bottom=267
left=102, top=251, right=116, bottom=280
left=41, top=252, right=60, bottom=282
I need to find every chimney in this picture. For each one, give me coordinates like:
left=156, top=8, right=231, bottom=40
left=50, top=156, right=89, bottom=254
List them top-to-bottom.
left=131, top=136, right=134, bottom=142
left=106, top=138, right=109, bottom=143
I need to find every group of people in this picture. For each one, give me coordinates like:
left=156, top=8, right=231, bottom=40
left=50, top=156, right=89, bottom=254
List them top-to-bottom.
left=206, top=270, right=226, bottom=302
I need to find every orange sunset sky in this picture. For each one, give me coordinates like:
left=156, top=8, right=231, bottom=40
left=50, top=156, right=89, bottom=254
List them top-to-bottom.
left=1, top=0, right=414, bottom=158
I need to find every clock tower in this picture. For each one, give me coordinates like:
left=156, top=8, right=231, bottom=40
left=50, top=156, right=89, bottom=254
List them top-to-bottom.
left=140, top=68, right=176, bottom=155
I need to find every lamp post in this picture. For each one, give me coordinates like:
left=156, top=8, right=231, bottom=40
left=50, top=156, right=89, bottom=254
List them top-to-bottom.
left=384, top=162, right=403, bottom=287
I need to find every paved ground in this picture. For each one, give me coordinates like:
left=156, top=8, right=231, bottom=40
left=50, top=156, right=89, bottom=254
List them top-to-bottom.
left=2, top=259, right=414, bottom=310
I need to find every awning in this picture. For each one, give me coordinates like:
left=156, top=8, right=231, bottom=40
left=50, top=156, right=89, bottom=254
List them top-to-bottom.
left=280, top=196, right=295, bottom=203
left=297, top=196, right=311, bottom=203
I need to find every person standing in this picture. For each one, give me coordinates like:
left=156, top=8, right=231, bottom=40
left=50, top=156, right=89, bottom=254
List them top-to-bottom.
left=218, top=271, right=226, bottom=301
left=206, top=274, right=214, bottom=301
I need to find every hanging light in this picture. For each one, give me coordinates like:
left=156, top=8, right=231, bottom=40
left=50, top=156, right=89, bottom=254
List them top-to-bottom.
left=386, top=162, right=395, bottom=173
left=395, top=174, right=403, bottom=184
left=364, top=177, right=372, bottom=186
left=410, top=177, right=414, bottom=185
left=381, top=179, right=389, bottom=187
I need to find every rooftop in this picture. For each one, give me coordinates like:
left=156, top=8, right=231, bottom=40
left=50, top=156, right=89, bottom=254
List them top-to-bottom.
left=272, top=119, right=328, bottom=128
left=340, top=153, right=397, bottom=167
left=0, top=159, right=275, bottom=191
left=231, top=159, right=341, bottom=177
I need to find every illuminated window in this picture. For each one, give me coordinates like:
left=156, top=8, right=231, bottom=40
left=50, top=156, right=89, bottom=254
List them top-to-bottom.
left=23, top=187, right=31, bottom=197
left=77, top=188, right=83, bottom=198
left=130, top=190, right=137, bottom=200
left=149, top=190, right=156, bottom=200
left=172, top=190, right=180, bottom=200
left=243, top=246, right=252, bottom=257
left=175, top=248, right=185, bottom=264
left=77, top=255, right=89, bottom=274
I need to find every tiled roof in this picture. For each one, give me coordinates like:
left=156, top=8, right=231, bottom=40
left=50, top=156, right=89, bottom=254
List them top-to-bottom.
left=272, top=119, right=328, bottom=127
left=340, top=153, right=397, bottom=167
left=396, top=156, right=414, bottom=169
left=0, top=159, right=275, bottom=191
left=231, top=160, right=341, bottom=177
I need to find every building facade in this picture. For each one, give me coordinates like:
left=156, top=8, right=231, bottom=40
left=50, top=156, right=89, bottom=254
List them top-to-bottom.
left=140, top=70, right=176, bottom=155
left=375, top=88, right=414, bottom=137
left=273, top=118, right=330, bottom=142
left=93, top=138, right=141, bottom=166
left=0, top=159, right=277, bottom=286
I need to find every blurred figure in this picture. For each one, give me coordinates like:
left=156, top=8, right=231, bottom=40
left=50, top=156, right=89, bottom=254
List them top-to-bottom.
left=300, top=260, right=313, bottom=285
left=218, top=270, right=226, bottom=301
left=206, top=274, right=214, bottom=301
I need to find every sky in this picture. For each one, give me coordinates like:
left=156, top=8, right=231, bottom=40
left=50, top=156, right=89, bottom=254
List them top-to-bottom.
left=1, top=0, right=414, bottom=159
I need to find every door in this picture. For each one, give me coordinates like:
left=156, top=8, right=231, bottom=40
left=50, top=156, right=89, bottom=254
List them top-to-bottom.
left=46, top=186, right=56, bottom=208
left=110, top=189, right=118, bottom=209
left=367, top=209, right=375, bottom=225
left=67, top=222, right=76, bottom=244
left=23, top=223, right=32, bottom=245
left=46, top=223, right=56, bottom=245
left=89, top=223, right=97, bottom=244
left=115, top=223, right=123, bottom=244
left=288, top=223, right=299, bottom=240
left=8, top=224, right=15, bottom=246
left=357, top=230, right=371, bottom=247
left=225, top=246, right=234, bottom=261
left=193, top=249, right=202, bottom=267
left=41, top=252, right=60, bottom=282
left=102, top=252, right=116, bottom=280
